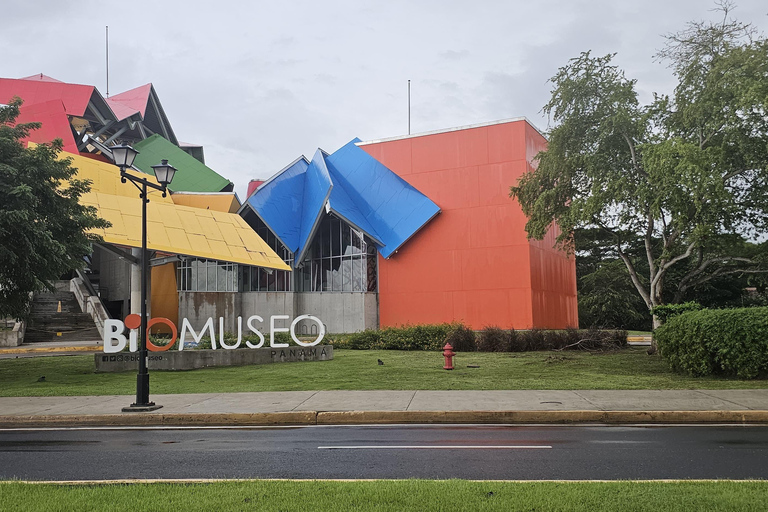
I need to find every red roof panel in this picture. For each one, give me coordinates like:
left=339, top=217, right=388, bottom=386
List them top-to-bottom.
left=20, top=73, right=64, bottom=83
left=0, top=78, right=94, bottom=116
left=106, top=83, right=152, bottom=118
left=105, top=98, right=140, bottom=121
left=16, top=99, right=79, bottom=154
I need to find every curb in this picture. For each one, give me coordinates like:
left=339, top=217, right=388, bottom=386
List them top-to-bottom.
left=0, top=345, right=101, bottom=355
left=1, top=410, right=767, bottom=428
left=316, top=410, right=768, bottom=425
left=0, top=412, right=316, bottom=428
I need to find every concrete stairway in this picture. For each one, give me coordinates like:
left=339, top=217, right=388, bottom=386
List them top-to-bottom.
left=25, top=290, right=101, bottom=343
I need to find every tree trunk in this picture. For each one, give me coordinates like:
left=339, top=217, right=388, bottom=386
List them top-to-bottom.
left=649, top=313, right=662, bottom=354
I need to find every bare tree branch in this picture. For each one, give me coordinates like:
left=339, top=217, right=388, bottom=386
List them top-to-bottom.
left=617, top=246, right=652, bottom=309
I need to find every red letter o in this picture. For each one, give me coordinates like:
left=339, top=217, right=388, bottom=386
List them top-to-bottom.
left=146, top=317, right=178, bottom=352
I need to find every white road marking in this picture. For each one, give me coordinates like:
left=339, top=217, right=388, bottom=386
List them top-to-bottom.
left=318, top=445, right=552, bottom=449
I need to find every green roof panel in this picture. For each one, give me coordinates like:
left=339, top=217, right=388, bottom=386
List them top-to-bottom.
left=132, top=134, right=232, bottom=193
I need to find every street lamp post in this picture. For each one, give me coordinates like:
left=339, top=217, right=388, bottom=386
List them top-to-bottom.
left=111, top=145, right=177, bottom=412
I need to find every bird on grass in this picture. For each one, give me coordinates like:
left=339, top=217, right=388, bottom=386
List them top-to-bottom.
left=377, top=359, right=384, bottom=366
left=37, top=376, right=45, bottom=382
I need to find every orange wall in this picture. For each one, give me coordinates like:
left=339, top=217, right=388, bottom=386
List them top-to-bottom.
left=362, top=119, right=577, bottom=329
left=524, top=122, right=578, bottom=328
left=150, top=262, right=179, bottom=331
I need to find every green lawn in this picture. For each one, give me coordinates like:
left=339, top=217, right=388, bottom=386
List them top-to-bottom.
left=1, top=348, right=766, bottom=397
left=2, top=480, right=766, bottom=512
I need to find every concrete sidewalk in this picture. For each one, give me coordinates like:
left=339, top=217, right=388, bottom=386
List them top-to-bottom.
left=1, top=389, right=767, bottom=427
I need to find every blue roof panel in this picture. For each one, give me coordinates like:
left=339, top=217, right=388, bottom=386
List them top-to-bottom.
left=244, top=138, right=440, bottom=264
left=326, top=139, right=440, bottom=258
left=295, top=149, right=333, bottom=264
left=244, top=157, right=308, bottom=252
left=327, top=174, right=384, bottom=246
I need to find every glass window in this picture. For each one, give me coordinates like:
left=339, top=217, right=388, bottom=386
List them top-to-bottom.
left=240, top=213, right=294, bottom=292
left=296, top=213, right=377, bottom=293
left=331, top=217, right=341, bottom=257
left=320, top=220, right=330, bottom=258
left=341, top=224, right=352, bottom=256
left=352, top=228, right=363, bottom=254
left=367, top=244, right=377, bottom=292
left=341, top=256, right=351, bottom=292
left=320, top=258, right=329, bottom=291
left=199, top=260, right=207, bottom=291
left=190, top=261, right=198, bottom=290
left=216, top=263, right=226, bottom=291
left=239, top=266, right=248, bottom=292
left=251, top=268, right=261, bottom=292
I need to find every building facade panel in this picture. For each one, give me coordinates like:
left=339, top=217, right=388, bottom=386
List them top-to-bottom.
left=362, top=119, right=577, bottom=330
left=150, top=262, right=179, bottom=329
left=452, top=288, right=535, bottom=330
left=378, top=290, right=455, bottom=327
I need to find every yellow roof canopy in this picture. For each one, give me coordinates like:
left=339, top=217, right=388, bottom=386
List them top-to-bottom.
left=66, top=152, right=289, bottom=271
left=170, top=191, right=241, bottom=213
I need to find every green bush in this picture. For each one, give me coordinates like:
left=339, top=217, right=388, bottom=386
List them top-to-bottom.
left=651, top=301, right=702, bottom=323
left=655, top=306, right=768, bottom=379
left=342, top=323, right=463, bottom=351
left=339, top=324, right=627, bottom=352
left=379, top=324, right=455, bottom=350
left=445, top=324, right=476, bottom=352
left=476, top=326, right=510, bottom=352
left=348, top=329, right=383, bottom=350
left=324, top=333, right=354, bottom=349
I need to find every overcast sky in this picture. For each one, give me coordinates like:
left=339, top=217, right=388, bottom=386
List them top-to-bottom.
left=3, top=1, right=767, bottom=198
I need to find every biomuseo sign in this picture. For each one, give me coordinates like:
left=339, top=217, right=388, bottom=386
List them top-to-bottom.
left=102, top=314, right=326, bottom=353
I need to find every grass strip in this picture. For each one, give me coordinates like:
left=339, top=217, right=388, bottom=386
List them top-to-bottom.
left=1, top=348, right=766, bottom=397
left=2, top=480, right=767, bottom=511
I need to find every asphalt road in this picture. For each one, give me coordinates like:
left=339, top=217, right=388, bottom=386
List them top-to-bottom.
left=1, top=425, right=767, bottom=481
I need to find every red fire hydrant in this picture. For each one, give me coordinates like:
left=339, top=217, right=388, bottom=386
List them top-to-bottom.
left=443, top=343, right=455, bottom=370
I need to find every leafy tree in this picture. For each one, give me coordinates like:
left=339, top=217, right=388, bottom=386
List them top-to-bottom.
left=511, top=3, right=768, bottom=347
left=0, top=97, right=108, bottom=319
left=575, top=228, right=651, bottom=331
left=575, top=228, right=768, bottom=330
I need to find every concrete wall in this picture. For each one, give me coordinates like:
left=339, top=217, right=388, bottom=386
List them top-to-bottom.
left=93, top=246, right=133, bottom=318
left=177, top=291, right=378, bottom=334
left=178, top=292, right=240, bottom=331
left=240, top=292, right=296, bottom=323
left=296, top=292, right=378, bottom=333
left=0, top=320, right=24, bottom=347
left=95, top=345, right=333, bottom=372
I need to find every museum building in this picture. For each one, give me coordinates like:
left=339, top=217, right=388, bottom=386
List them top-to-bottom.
left=2, top=74, right=577, bottom=335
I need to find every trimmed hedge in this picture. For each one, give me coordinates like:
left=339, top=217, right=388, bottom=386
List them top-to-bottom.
left=651, top=301, right=702, bottom=323
left=655, top=307, right=768, bottom=379
left=329, top=324, right=627, bottom=352
left=331, top=324, right=459, bottom=351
